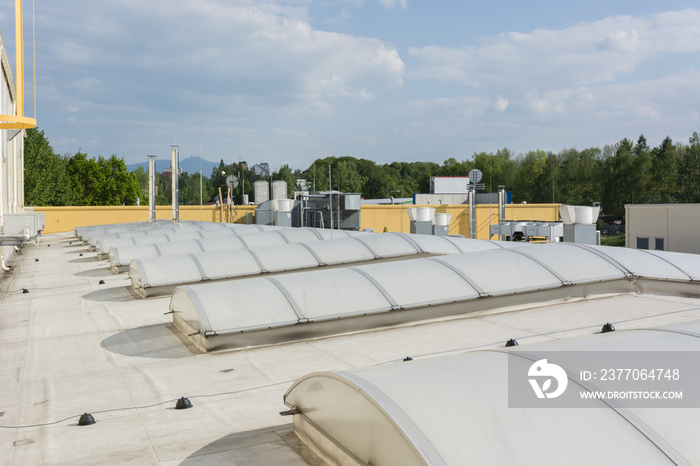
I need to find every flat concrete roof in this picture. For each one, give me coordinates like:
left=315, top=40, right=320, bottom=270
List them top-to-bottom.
left=2, top=233, right=700, bottom=464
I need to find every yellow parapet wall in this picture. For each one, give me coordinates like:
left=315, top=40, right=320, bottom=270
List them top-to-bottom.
left=33, top=203, right=560, bottom=238
left=361, top=203, right=560, bottom=239
left=33, top=205, right=257, bottom=234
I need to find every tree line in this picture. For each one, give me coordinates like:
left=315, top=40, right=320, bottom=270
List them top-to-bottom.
left=24, top=127, right=700, bottom=220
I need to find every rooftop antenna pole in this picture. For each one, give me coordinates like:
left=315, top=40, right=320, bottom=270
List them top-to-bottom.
left=199, top=123, right=203, bottom=221
left=171, top=145, right=180, bottom=222
left=148, top=155, right=157, bottom=222
left=239, top=158, right=245, bottom=205
left=328, top=165, right=333, bottom=234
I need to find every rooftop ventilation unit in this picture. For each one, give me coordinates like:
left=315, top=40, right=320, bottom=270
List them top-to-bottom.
left=254, top=180, right=269, bottom=204
left=271, top=180, right=287, bottom=200
left=300, top=192, right=361, bottom=230
left=255, top=199, right=301, bottom=226
left=560, top=205, right=600, bottom=245
left=407, top=207, right=435, bottom=235
left=0, top=212, right=45, bottom=246
left=433, top=213, right=451, bottom=236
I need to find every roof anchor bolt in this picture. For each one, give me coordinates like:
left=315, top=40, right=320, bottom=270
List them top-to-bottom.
left=601, top=323, right=615, bottom=333
left=175, top=397, right=193, bottom=410
left=78, top=412, right=96, bottom=426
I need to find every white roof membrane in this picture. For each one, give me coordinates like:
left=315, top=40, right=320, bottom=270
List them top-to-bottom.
left=9, top=231, right=700, bottom=465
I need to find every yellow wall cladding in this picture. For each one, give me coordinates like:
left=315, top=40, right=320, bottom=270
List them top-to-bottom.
left=33, top=203, right=560, bottom=240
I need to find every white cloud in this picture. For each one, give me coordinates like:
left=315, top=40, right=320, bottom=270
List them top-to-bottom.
left=378, top=0, right=407, bottom=9
left=39, top=1, right=405, bottom=117
left=30, top=3, right=700, bottom=167
left=408, top=9, right=700, bottom=88
left=495, top=95, right=508, bottom=112
left=636, top=106, right=661, bottom=119
left=221, top=126, right=259, bottom=137
left=271, top=127, right=308, bottom=138
left=354, top=135, right=377, bottom=145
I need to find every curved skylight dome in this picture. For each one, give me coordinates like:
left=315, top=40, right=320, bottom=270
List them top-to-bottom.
left=76, top=220, right=167, bottom=239
left=85, top=221, right=204, bottom=248
left=86, top=221, right=280, bottom=249
left=96, top=227, right=241, bottom=258
left=109, top=227, right=366, bottom=272
left=130, top=234, right=513, bottom=297
left=169, top=243, right=700, bottom=351
left=283, top=320, right=700, bottom=465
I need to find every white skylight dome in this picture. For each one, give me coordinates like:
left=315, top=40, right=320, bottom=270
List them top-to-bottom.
left=129, top=234, right=513, bottom=297
left=169, top=243, right=700, bottom=351
left=283, top=319, right=700, bottom=465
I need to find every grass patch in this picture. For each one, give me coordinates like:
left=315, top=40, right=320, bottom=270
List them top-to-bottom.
left=601, top=234, right=625, bottom=247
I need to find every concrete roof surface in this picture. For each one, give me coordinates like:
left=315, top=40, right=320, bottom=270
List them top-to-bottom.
left=1, top=233, right=700, bottom=465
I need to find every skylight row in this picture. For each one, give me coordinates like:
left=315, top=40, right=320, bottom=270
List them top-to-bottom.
left=109, top=227, right=367, bottom=271
left=129, top=234, right=511, bottom=297
left=169, top=243, right=700, bottom=351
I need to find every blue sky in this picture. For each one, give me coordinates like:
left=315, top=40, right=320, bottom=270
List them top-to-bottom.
left=3, top=1, right=700, bottom=172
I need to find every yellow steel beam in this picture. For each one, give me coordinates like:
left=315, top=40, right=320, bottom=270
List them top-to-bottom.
left=0, top=0, right=37, bottom=129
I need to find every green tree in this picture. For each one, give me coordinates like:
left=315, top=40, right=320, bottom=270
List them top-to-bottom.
left=23, top=128, right=75, bottom=206
left=680, top=132, right=700, bottom=202
left=632, top=135, right=652, bottom=203
left=649, top=136, right=680, bottom=203
left=601, top=138, right=637, bottom=218
left=557, top=147, right=603, bottom=206
left=472, top=149, right=518, bottom=193
left=512, top=150, right=548, bottom=203
left=65, top=152, right=140, bottom=205
left=66, top=152, right=103, bottom=205
left=98, top=155, right=140, bottom=205
left=438, top=157, right=467, bottom=177
left=303, top=159, right=330, bottom=192
left=336, top=159, right=366, bottom=194
left=132, top=166, right=149, bottom=204
left=176, top=171, right=214, bottom=205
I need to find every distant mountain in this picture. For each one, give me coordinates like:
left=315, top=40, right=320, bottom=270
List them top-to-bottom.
left=127, top=156, right=219, bottom=175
